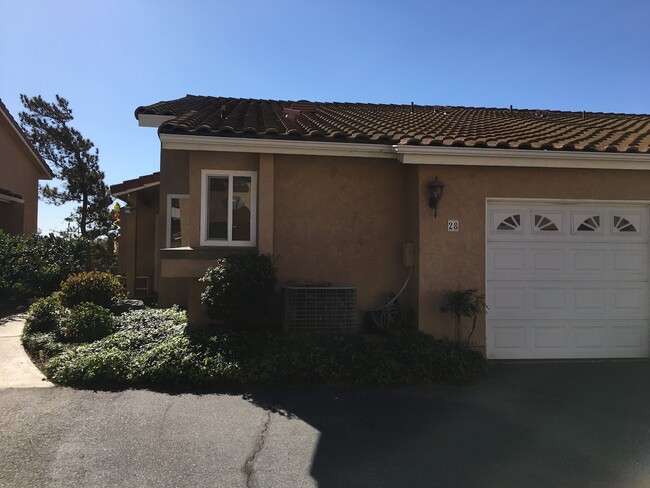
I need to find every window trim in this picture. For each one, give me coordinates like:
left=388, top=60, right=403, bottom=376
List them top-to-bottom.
left=200, top=169, right=257, bottom=247
left=166, top=193, right=190, bottom=248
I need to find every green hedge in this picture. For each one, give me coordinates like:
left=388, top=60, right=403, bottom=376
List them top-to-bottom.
left=0, top=231, right=115, bottom=301
left=40, top=308, right=487, bottom=388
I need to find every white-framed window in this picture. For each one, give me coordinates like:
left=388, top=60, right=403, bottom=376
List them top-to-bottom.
left=200, top=170, right=257, bottom=247
left=166, top=194, right=189, bottom=248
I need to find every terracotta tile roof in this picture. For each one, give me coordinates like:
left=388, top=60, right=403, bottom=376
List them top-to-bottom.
left=135, top=95, right=650, bottom=154
left=110, top=172, right=160, bottom=196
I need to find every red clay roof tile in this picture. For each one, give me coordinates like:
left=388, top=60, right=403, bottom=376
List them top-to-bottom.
left=135, top=96, right=650, bottom=154
left=110, top=172, right=160, bottom=196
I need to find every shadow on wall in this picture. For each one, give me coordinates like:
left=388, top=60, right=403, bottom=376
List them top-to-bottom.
left=241, top=361, right=650, bottom=488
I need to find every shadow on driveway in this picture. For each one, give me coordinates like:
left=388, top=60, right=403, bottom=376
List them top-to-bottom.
left=243, top=361, right=650, bottom=488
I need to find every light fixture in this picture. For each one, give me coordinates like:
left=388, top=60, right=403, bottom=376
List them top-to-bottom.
left=428, top=177, right=445, bottom=218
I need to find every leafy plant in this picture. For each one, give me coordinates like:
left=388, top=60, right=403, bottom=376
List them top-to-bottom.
left=0, top=231, right=115, bottom=301
left=200, top=253, right=277, bottom=328
left=60, top=271, right=123, bottom=309
left=440, top=289, right=487, bottom=345
left=24, top=293, right=67, bottom=334
left=58, top=302, right=115, bottom=343
left=40, top=305, right=487, bottom=388
left=21, top=331, right=68, bottom=361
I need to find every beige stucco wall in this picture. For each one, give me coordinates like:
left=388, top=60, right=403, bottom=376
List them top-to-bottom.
left=0, top=114, right=42, bottom=234
left=152, top=145, right=650, bottom=344
left=157, top=150, right=416, bottom=325
left=157, top=150, right=258, bottom=313
left=159, top=150, right=190, bottom=250
left=273, top=155, right=412, bottom=314
left=416, top=164, right=650, bottom=352
left=116, top=185, right=158, bottom=297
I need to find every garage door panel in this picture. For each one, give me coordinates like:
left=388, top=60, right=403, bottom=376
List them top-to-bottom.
left=488, top=243, right=646, bottom=281
left=491, top=248, right=526, bottom=272
left=532, top=249, right=565, bottom=272
left=573, top=250, right=606, bottom=271
left=612, top=250, right=646, bottom=274
left=489, top=281, right=647, bottom=320
left=491, top=286, right=526, bottom=312
left=532, top=287, right=565, bottom=311
left=573, top=287, right=606, bottom=311
left=488, top=320, right=648, bottom=359
left=613, top=325, right=648, bottom=349
left=492, top=326, right=526, bottom=350
left=533, top=326, right=566, bottom=349
left=575, top=327, right=605, bottom=348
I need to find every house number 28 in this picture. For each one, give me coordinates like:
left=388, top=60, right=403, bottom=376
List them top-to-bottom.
left=447, top=220, right=460, bottom=232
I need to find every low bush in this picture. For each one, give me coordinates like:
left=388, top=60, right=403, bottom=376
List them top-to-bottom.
left=200, top=253, right=277, bottom=328
left=60, top=271, right=123, bottom=309
left=24, top=293, right=67, bottom=334
left=57, top=302, right=115, bottom=343
left=43, top=305, right=487, bottom=388
left=46, top=307, right=187, bottom=385
left=21, top=331, right=68, bottom=361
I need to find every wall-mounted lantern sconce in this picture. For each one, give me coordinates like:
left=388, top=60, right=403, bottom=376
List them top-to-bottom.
left=428, top=177, right=445, bottom=218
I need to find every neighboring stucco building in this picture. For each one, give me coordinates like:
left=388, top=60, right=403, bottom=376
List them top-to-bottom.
left=115, top=95, right=650, bottom=360
left=0, top=99, right=54, bottom=234
left=110, top=172, right=160, bottom=298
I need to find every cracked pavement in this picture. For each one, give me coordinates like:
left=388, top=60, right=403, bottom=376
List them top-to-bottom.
left=1, top=361, right=650, bottom=487
left=243, top=411, right=271, bottom=488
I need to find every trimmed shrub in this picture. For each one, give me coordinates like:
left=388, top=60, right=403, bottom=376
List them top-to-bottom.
left=200, top=253, right=277, bottom=328
left=60, top=271, right=123, bottom=309
left=24, top=293, right=67, bottom=334
left=58, top=302, right=115, bottom=343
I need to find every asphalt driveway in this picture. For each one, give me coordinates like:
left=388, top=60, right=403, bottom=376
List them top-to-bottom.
left=1, top=361, right=649, bottom=487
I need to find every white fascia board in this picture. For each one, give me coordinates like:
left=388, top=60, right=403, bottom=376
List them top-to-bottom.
left=138, top=114, right=177, bottom=127
left=158, top=133, right=650, bottom=170
left=159, top=134, right=396, bottom=159
left=395, top=146, right=650, bottom=170
left=111, top=181, right=160, bottom=198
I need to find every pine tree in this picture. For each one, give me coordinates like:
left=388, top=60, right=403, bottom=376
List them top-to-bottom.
left=19, top=94, right=112, bottom=239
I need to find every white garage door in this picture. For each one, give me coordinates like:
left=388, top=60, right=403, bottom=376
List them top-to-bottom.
left=486, top=202, right=649, bottom=359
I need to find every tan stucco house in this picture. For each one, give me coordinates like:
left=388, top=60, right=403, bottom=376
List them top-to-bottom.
left=112, top=95, right=650, bottom=360
left=0, top=99, right=54, bottom=234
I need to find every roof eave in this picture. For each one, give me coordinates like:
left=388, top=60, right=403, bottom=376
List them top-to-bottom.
left=137, top=114, right=177, bottom=128
left=158, top=133, right=650, bottom=170
left=394, top=145, right=650, bottom=169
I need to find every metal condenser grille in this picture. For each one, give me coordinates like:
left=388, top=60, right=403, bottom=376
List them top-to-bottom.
left=283, top=285, right=357, bottom=331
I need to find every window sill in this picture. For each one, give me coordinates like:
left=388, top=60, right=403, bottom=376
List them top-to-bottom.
left=160, top=247, right=258, bottom=260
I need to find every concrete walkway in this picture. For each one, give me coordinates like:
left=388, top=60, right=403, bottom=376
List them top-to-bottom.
left=0, top=314, right=53, bottom=388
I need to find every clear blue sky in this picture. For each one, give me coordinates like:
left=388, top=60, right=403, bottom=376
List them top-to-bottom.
left=2, top=0, right=649, bottom=233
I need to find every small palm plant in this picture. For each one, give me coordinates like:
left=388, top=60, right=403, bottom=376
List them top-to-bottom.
left=441, top=289, right=487, bottom=346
